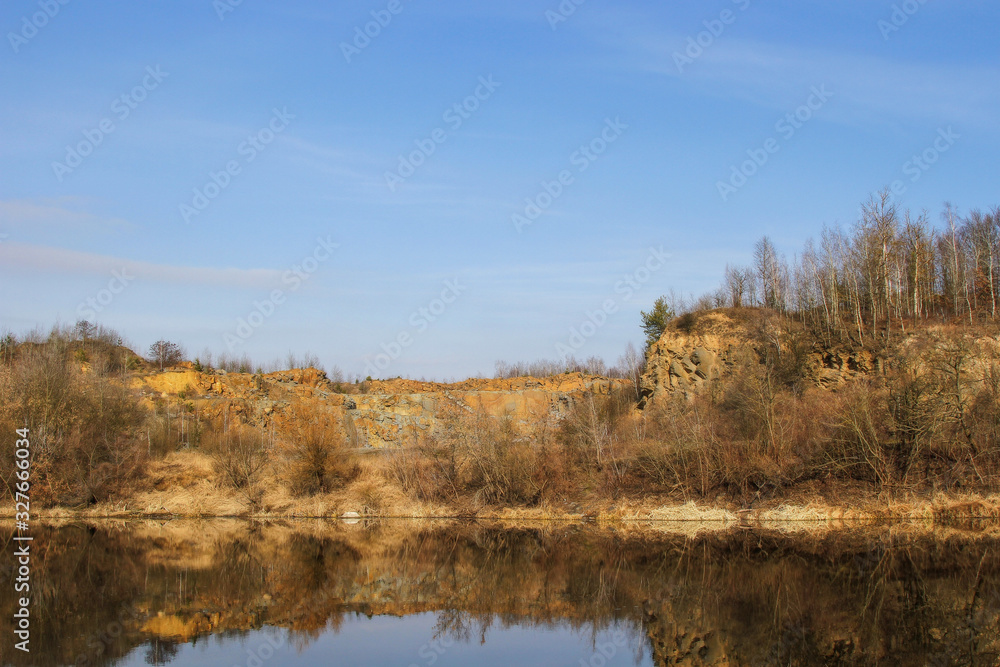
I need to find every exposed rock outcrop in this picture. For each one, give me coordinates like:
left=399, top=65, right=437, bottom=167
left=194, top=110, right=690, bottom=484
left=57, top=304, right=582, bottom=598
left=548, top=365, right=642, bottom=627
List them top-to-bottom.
left=637, top=308, right=1000, bottom=409
left=129, top=310, right=1000, bottom=446
left=637, top=311, right=750, bottom=406
left=132, top=368, right=626, bottom=448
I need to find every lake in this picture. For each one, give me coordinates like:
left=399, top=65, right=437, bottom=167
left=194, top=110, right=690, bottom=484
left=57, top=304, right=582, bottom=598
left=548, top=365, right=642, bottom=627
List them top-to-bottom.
left=2, top=519, right=999, bottom=666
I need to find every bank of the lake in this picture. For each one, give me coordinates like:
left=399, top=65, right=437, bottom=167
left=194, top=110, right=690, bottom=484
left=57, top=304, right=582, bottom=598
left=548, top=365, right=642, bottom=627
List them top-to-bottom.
left=7, top=448, right=1000, bottom=527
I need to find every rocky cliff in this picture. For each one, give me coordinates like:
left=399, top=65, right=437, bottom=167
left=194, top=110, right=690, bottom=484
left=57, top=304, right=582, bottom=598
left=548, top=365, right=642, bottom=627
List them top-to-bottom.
left=637, top=307, right=1000, bottom=408
left=130, top=309, right=1000, bottom=446
left=132, top=368, right=625, bottom=448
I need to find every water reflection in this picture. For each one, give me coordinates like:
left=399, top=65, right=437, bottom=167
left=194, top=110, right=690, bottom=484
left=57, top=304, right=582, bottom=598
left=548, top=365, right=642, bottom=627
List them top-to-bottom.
left=2, top=520, right=999, bottom=666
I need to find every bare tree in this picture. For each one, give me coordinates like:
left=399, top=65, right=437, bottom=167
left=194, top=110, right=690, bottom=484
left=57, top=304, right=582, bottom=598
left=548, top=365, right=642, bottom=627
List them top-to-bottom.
left=939, top=202, right=969, bottom=320
left=961, top=208, right=999, bottom=319
left=900, top=212, right=934, bottom=321
left=819, top=225, right=846, bottom=335
left=753, top=236, right=786, bottom=311
left=723, top=264, right=752, bottom=308
left=148, top=341, right=184, bottom=371
left=615, top=341, right=644, bottom=400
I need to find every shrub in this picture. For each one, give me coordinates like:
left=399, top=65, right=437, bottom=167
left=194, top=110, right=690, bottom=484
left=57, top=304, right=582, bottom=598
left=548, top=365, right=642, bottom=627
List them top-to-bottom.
left=0, top=338, right=148, bottom=505
left=636, top=377, right=838, bottom=504
left=826, top=380, right=894, bottom=489
left=557, top=388, right=637, bottom=496
left=147, top=397, right=202, bottom=456
left=636, top=398, right=716, bottom=499
left=401, top=402, right=544, bottom=507
left=279, top=406, right=358, bottom=496
left=454, top=411, right=539, bottom=505
left=206, top=417, right=271, bottom=512
left=209, top=423, right=269, bottom=489
left=386, top=440, right=456, bottom=502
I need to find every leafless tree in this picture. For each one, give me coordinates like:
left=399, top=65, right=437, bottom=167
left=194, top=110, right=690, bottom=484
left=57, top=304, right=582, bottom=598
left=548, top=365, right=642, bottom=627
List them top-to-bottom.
left=753, top=236, right=786, bottom=311
left=723, top=264, right=752, bottom=308
left=148, top=340, right=185, bottom=371
left=615, top=341, right=644, bottom=400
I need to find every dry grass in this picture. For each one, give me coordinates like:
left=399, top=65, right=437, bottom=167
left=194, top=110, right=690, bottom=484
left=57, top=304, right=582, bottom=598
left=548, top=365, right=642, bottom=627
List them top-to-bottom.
left=10, top=434, right=1000, bottom=525
left=645, top=501, right=736, bottom=523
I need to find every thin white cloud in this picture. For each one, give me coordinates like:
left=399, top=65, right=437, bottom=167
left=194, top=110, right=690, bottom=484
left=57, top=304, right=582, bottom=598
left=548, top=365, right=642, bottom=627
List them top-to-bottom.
left=593, top=19, right=999, bottom=130
left=658, top=39, right=997, bottom=128
left=281, top=136, right=380, bottom=182
left=281, top=136, right=380, bottom=165
left=0, top=198, right=132, bottom=232
left=0, top=242, right=282, bottom=288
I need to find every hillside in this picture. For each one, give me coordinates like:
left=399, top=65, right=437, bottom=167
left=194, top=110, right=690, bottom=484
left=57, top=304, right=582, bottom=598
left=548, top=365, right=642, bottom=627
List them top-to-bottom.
left=2, top=312, right=1000, bottom=520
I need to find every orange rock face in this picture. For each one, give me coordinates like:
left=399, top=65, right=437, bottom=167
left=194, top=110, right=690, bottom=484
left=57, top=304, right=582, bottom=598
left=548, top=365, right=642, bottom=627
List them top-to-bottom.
left=131, top=368, right=628, bottom=448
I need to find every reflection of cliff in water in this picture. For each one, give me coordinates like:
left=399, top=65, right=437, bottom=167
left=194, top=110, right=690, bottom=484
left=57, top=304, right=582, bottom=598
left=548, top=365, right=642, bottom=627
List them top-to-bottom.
left=2, top=520, right=1000, bottom=666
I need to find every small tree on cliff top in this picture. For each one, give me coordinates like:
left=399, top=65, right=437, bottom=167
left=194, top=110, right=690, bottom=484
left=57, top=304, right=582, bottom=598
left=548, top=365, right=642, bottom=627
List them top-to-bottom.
left=641, top=296, right=674, bottom=352
left=148, top=340, right=184, bottom=371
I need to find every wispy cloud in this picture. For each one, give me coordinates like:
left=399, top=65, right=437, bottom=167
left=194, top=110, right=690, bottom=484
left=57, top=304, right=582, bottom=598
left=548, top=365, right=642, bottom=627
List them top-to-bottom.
left=599, top=24, right=999, bottom=130
left=680, top=41, right=993, bottom=126
left=281, top=135, right=381, bottom=182
left=0, top=198, right=132, bottom=232
left=0, top=242, right=282, bottom=288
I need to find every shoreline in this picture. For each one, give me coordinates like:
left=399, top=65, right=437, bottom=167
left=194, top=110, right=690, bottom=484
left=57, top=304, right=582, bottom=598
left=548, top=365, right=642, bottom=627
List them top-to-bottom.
left=7, top=493, right=1000, bottom=528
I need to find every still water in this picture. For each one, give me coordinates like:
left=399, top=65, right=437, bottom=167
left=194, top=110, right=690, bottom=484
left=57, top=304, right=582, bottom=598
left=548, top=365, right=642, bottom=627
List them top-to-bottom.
left=2, top=519, right=999, bottom=666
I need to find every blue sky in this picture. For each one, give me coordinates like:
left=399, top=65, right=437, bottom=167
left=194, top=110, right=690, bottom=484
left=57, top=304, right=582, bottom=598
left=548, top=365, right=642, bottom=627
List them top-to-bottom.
left=0, top=0, right=997, bottom=379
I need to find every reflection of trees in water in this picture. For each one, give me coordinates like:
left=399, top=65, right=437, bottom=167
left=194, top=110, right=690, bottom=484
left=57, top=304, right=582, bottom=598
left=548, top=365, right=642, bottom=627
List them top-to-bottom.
left=3, top=523, right=1000, bottom=666
left=0, top=524, right=149, bottom=666
left=212, top=530, right=269, bottom=601
left=270, top=531, right=362, bottom=643
left=641, top=531, right=1000, bottom=665
left=856, top=536, right=1000, bottom=666
left=433, top=609, right=489, bottom=645
left=143, top=638, right=180, bottom=665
